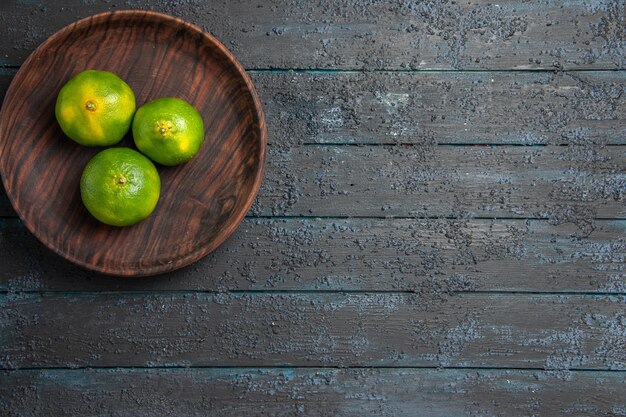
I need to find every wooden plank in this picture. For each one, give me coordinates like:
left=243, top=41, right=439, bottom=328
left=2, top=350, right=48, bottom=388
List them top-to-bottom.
left=0, top=0, right=624, bottom=70
left=2, top=69, right=625, bottom=147
left=255, top=70, right=626, bottom=146
left=2, top=144, right=623, bottom=219
left=2, top=144, right=625, bottom=217
left=253, top=145, right=626, bottom=218
left=1, top=218, right=624, bottom=293
left=2, top=292, right=625, bottom=369
left=2, top=368, right=626, bottom=417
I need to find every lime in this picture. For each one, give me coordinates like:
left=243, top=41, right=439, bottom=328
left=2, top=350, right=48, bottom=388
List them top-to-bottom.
left=55, top=70, right=136, bottom=146
left=132, top=97, right=204, bottom=166
left=80, top=148, right=160, bottom=226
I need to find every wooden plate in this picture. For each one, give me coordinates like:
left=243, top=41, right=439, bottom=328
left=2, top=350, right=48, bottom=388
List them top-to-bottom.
left=0, top=11, right=266, bottom=276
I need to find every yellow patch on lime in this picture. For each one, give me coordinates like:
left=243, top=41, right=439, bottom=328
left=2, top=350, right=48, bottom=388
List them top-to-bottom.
left=55, top=70, right=136, bottom=146
left=132, top=97, right=205, bottom=166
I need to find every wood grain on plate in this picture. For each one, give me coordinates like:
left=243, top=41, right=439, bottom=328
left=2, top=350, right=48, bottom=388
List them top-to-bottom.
left=0, top=11, right=266, bottom=276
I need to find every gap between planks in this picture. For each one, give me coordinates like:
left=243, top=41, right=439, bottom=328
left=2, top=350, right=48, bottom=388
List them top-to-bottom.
left=3, top=65, right=626, bottom=73
left=249, top=68, right=626, bottom=74
left=300, top=143, right=626, bottom=147
left=5, top=215, right=626, bottom=220
left=2, top=290, right=625, bottom=296
left=3, top=365, right=626, bottom=373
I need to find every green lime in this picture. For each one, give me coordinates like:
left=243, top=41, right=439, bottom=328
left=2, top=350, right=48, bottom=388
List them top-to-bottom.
left=55, top=70, right=136, bottom=146
left=132, top=97, right=204, bottom=166
left=80, top=148, right=160, bottom=226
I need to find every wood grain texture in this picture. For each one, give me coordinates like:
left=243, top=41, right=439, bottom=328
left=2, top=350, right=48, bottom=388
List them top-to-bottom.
left=0, top=0, right=624, bottom=70
left=0, top=11, right=266, bottom=276
left=255, top=70, right=626, bottom=146
left=252, top=145, right=626, bottom=218
left=2, top=218, right=624, bottom=293
left=2, top=292, right=625, bottom=369
left=2, top=368, right=626, bottom=417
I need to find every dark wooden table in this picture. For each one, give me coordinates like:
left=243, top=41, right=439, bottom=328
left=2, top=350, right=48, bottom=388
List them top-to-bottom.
left=1, top=1, right=625, bottom=416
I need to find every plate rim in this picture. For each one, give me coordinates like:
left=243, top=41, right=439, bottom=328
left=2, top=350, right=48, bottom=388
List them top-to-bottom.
left=0, top=10, right=267, bottom=277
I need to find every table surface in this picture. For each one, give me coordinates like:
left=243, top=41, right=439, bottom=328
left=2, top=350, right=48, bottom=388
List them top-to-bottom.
left=0, top=1, right=625, bottom=416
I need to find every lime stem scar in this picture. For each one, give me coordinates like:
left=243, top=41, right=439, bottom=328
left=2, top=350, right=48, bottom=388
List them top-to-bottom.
left=85, top=100, right=97, bottom=112
left=156, top=120, right=174, bottom=137
left=118, top=177, right=127, bottom=185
